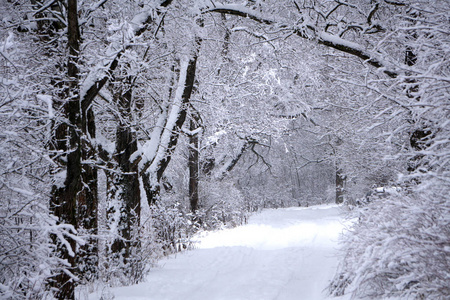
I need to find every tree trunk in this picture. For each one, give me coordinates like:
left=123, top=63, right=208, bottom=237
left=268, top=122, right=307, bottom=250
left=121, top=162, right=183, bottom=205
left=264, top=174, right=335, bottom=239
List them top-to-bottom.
left=49, top=0, right=81, bottom=298
left=49, top=0, right=99, bottom=296
left=404, top=27, right=432, bottom=174
left=142, top=53, right=199, bottom=207
left=108, top=79, right=141, bottom=280
left=77, top=107, right=99, bottom=282
left=188, top=113, right=200, bottom=213
left=335, top=168, right=346, bottom=204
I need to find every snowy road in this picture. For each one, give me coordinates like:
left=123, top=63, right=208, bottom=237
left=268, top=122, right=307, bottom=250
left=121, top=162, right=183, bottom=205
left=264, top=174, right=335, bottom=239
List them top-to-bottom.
left=89, top=204, right=350, bottom=300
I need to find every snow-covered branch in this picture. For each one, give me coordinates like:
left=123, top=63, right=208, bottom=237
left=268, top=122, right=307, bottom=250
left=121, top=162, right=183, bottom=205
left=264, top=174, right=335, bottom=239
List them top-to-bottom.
left=80, top=0, right=173, bottom=111
left=204, top=2, right=398, bottom=77
left=202, top=4, right=275, bottom=25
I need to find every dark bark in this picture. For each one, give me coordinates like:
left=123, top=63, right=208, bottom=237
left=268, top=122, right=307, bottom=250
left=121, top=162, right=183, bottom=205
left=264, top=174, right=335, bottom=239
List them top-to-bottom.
left=45, top=0, right=178, bottom=295
left=49, top=0, right=81, bottom=298
left=49, top=0, right=100, bottom=295
left=51, top=1, right=174, bottom=285
left=205, top=7, right=274, bottom=25
left=216, top=14, right=231, bottom=77
left=402, top=28, right=432, bottom=173
left=316, top=36, right=396, bottom=78
left=405, top=46, right=417, bottom=67
left=158, top=56, right=198, bottom=178
left=108, top=78, right=141, bottom=277
left=77, top=107, right=98, bottom=282
left=188, top=113, right=200, bottom=213
left=407, top=127, right=432, bottom=173
left=410, top=128, right=432, bottom=151
left=217, top=141, right=249, bottom=181
left=202, top=157, right=216, bottom=175
left=335, top=168, right=346, bottom=204
left=142, top=172, right=159, bottom=206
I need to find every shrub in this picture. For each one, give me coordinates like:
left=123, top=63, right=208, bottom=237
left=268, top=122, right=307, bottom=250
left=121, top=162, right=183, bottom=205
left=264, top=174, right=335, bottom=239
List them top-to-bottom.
left=330, top=182, right=450, bottom=299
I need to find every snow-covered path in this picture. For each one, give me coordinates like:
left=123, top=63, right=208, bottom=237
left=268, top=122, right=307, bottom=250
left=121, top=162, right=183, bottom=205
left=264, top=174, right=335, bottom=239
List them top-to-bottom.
left=89, top=204, right=350, bottom=300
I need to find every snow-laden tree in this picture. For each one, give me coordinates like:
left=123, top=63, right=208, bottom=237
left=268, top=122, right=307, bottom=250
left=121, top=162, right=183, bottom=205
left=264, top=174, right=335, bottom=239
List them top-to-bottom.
left=1, top=0, right=447, bottom=299
left=1, top=0, right=198, bottom=296
left=0, top=1, right=80, bottom=298
left=202, top=1, right=449, bottom=298
left=327, top=1, right=450, bottom=298
left=183, top=12, right=332, bottom=215
left=330, top=182, right=450, bottom=298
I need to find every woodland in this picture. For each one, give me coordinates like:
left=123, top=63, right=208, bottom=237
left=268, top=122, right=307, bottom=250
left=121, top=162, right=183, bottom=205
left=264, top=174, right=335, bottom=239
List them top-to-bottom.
left=0, top=0, right=449, bottom=299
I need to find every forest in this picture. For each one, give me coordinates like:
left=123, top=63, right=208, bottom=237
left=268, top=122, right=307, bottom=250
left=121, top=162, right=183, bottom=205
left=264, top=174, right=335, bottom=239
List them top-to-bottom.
left=0, top=0, right=448, bottom=299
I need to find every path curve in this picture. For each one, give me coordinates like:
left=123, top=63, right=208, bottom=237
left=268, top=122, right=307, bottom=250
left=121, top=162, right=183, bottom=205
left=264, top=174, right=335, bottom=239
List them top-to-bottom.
left=88, top=204, right=349, bottom=300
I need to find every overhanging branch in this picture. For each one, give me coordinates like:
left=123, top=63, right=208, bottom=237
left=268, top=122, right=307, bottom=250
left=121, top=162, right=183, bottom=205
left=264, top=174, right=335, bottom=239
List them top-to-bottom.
left=80, top=0, right=173, bottom=111
left=204, top=3, right=398, bottom=78
left=203, top=6, right=275, bottom=25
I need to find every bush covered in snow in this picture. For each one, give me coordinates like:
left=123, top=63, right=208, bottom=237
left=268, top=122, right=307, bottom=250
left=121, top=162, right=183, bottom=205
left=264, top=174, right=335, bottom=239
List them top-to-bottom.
left=196, top=180, right=248, bottom=230
left=330, top=182, right=450, bottom=299
left=150, top=200, right=194, bottom=254
left=0, top=209, right=58, bottom=300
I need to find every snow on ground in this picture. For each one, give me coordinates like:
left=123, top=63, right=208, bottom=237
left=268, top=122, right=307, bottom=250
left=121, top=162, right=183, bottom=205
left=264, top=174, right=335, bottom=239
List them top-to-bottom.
left=88, top=204, right=352, bottom=300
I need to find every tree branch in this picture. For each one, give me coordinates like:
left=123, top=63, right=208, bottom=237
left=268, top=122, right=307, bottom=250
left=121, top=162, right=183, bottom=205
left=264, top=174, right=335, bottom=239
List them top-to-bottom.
left=80, top=0, right=173, bottom=112
left=205, top=3, right=398, bottom=78
left=203, top=5, right=275, bottom=25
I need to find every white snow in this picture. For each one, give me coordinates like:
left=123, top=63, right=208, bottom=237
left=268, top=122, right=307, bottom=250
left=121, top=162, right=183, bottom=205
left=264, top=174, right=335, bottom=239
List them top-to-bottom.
left=209, top=4, right=275, bottom=24
left=318, top=32, right=364, bottom=52
left=143, top=56, right=190, bottom=180
left=36, top=94, right=54, bottom=118
left=88, top=204, right=351, bottom=300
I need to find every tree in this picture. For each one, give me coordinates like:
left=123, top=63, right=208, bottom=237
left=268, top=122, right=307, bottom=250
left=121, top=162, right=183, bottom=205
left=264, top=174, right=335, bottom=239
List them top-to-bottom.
left=0, top=0, right=89, bottom=298
left=3, top=0, right=181, bottom=295
left=46, top=0, right=100, bottom=297
left=1, top=1, right=447, bottom=298
left=204, top=2, right=449, bottom=298
left=0, top=18, right=61, bottom=299
left=188, top=108, right=201, bottom=213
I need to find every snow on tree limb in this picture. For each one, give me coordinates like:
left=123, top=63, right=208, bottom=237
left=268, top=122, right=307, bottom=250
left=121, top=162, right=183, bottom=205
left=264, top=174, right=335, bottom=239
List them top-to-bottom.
left=79, top=0, right=173, bottom=112
left=204, top=3, right=398, bottom=77
left=203, top=4, right=275, bottom=25
left=316, top=32, right=397, bottom=77
left=137, top=51, right=199, bottom=206
left=140, top=52, right=198, bottom=179
left=147, top=57, right=191, bottom=174
left=216, top=140, right=249, bottom=181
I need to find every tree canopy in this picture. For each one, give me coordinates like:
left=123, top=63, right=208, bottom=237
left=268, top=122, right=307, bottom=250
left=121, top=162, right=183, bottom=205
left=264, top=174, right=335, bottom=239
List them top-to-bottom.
left=0, top=0, right=448, bottom=299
